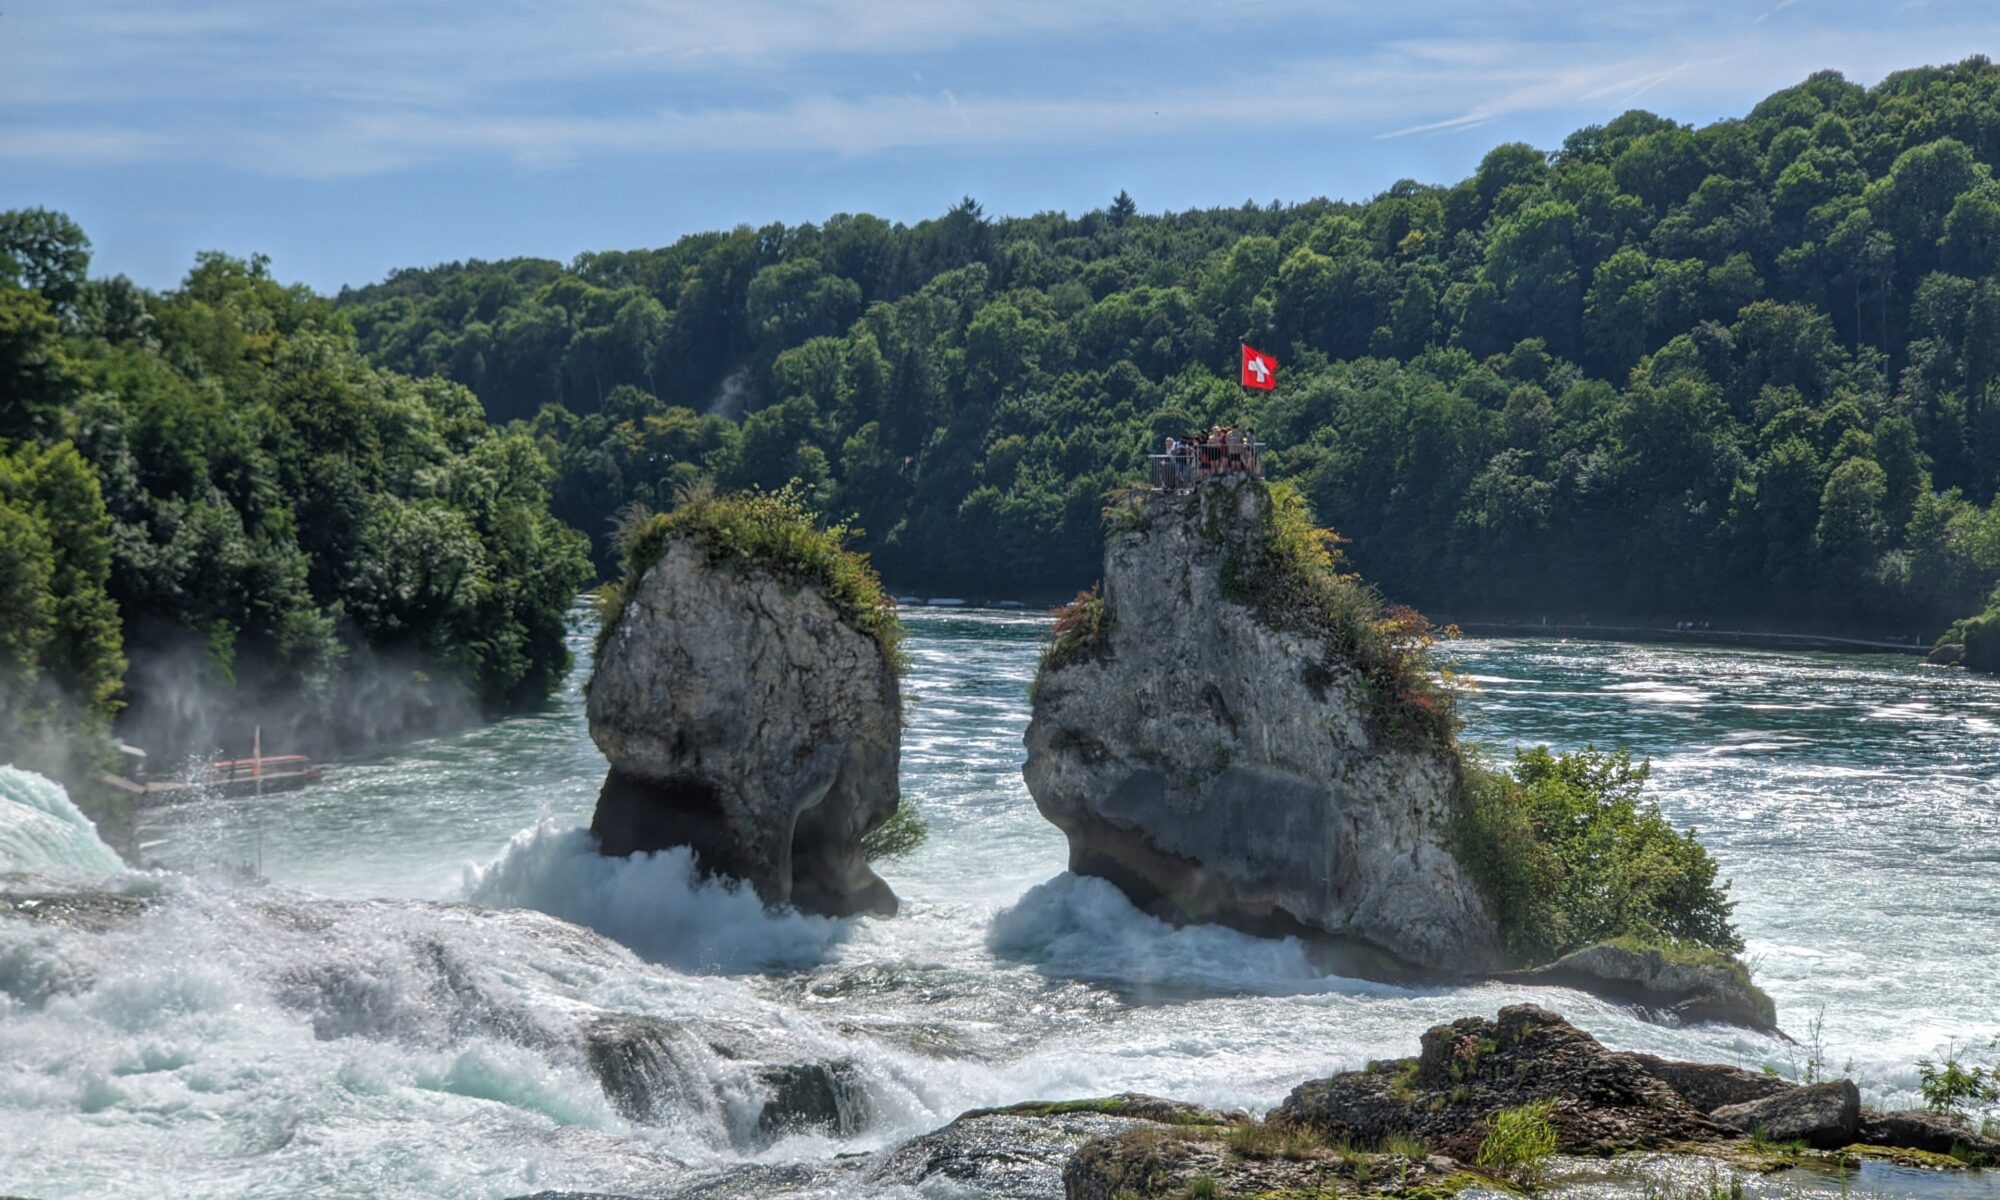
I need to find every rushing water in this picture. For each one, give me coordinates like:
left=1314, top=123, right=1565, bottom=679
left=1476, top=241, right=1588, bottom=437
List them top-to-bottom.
left=3, top=609, right=1998, bottom=1199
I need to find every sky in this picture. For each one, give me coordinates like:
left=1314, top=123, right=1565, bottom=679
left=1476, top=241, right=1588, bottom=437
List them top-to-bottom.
left=2, top=0, right=1995, bottom=294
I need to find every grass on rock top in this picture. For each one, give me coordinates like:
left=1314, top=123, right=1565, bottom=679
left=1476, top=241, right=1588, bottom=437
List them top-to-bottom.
left=593, top=485, right=905, bottom=673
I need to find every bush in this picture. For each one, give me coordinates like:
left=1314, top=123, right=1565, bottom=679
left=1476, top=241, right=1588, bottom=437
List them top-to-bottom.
left=1220, top=480, right=1459, bottom=748
left=600, top=483, right=904, bottom=673
left=1044, top=584, right=1110, bottom=671
left=1452, top=746, right=1741, bottom=964
left=860, top=799, right=927, bottom=861
left=1918, top=1041, right=2000, bottom=1124
left=1476, top=1099, right=1559, bottom=1190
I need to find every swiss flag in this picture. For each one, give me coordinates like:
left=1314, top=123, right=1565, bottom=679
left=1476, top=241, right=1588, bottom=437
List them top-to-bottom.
left=1240, top=343, right=1277, bottom=391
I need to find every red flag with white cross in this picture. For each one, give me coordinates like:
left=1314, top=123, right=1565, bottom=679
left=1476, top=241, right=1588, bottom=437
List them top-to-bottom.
left=1240, top=343, right=1277, bottom=391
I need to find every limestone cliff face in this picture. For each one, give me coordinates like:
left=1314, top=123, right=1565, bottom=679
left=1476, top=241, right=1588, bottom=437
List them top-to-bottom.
left=1022, top=478, right=1498, bottom=972
left=587, top=538, right=901, bottom=918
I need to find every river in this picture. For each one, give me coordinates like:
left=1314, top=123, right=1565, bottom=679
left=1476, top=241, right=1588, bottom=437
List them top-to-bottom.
left=1, top=609, right=1996, bottom=1198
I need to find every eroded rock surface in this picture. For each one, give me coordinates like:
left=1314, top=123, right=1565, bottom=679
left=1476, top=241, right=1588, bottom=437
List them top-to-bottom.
left=1023, top=478, right=1496, bottom=972
left=587, top=537, right=901, bottom=917
left=1503, top=941, right=1781, bottom=1033
left=1273, top=1004, right=1726, bottom=1158
left=1712, top=1080, right=1860, bottom=1148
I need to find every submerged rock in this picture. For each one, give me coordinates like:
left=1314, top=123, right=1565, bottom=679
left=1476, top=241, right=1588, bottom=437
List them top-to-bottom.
left=1022, top=477, right=1497, bottom=972
left=586, top=507, right=902, bottom=918
left=1501, top=940, right=1780, bottom=1034
left=582, top=1014, right=870, bottom=1146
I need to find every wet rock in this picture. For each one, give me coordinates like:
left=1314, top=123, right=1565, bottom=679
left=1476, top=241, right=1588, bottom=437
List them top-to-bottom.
left=1022, top=478, right=1497, bottom=973
left=586, top=527, right=902, bottom=918
left=1928, top=643, right=1966, bottom=665
left=0, top=886, right=148, bottom=932
left=1502, top=941, right=1780, bottom=1033
left=1272, top=1004, right=1727, bottom=1158
left=582, top=1014, right=869, bottom=1145
left=1624, top=1054, right=1792, bottom=1114
left=753, top=1060, right=869, bottom=1140
left=1712, top=1080, right=1860, bottom=1148
left=873, top=1095, right=1234, bottom=1200
left=1857, top=1111, right=2000, bottom=1160
left=1063, top=1125, right=1469, bottom=1200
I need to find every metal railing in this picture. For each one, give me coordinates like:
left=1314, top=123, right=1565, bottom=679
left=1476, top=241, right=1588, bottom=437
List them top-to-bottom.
left=1148, top=438, right=1263, bottom=490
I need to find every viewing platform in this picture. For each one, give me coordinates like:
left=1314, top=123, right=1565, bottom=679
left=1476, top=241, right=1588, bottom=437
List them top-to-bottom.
left=1150, top=426, right=1263, bottom=491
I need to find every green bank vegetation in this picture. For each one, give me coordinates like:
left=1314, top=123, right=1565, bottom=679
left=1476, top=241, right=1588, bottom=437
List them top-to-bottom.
left=0, top=212, right=591, bottom=777
left=1454, top=746, right=1743, bottom=967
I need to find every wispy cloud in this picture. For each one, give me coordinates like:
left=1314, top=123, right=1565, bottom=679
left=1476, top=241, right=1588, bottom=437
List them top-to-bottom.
left=2, top=0, right=1995, bottom=178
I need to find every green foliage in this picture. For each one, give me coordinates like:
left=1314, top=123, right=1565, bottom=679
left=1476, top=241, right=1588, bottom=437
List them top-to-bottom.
left=0, top=228, right=592, bottom=769
left=0, top=441, right=124, bottom=776
left=1225, top=480, right=1459, bottom=748
left=603, top=484, right=904, bottom=673
left=1044, top=584, right=1110, bottom=672
left=1452, top=746, right=1741, bottom=964
left=860, top=799, right=927, bottom=861
left=1917, top=1040, right=2000, bottom=1124
left=1475, top=1099, right=1559, bottom=1191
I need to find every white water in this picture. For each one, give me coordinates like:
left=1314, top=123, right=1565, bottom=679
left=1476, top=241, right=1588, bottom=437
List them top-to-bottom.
left=3, top=611, right=1998, bottom=1198
left=0, top=764, right=126, bottom=883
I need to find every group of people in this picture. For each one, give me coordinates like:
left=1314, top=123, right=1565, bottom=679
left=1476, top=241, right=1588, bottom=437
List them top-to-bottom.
left=1153, top=426, right=1262, bottom=491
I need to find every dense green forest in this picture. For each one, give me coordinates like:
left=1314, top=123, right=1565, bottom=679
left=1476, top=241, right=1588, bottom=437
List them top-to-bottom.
left=343, top=59, right=2000, bottom=640
left=0, top=211, right=590, bottom=778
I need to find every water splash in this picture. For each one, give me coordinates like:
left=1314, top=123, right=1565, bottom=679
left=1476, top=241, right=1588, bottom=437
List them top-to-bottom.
left=0, top=765, right=126, bottom=881
left=463, top=820, right=849, bottom=974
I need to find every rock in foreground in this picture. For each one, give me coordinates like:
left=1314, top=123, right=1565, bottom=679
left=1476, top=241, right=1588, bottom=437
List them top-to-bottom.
left=1023, top=477, right=1497, bottom=972
left=587, top=497, right=903, bottom=917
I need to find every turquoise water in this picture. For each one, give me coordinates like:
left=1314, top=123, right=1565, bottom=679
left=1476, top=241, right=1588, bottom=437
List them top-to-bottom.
left=2, top=609, right=1996, bottom=1198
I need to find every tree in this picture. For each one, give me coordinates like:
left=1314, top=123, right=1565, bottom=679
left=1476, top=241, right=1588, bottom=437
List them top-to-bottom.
left=0, top=208, right=91, bottom=316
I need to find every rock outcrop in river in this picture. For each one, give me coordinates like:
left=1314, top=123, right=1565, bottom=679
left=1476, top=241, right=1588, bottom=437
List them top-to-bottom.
left=1023, top=477, right=1498, bottom=972
left=587, top=496, right=904, bottom=918
left=1062, top=1005, right=2000, bottom=1199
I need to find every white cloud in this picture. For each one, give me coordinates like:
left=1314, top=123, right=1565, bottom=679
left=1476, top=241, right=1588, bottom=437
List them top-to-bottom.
left=1, top=0, right=1995, bottom=177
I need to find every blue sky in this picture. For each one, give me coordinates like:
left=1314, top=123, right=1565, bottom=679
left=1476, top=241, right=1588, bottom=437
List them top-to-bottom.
left=3, top=0, right=1994, bottom=293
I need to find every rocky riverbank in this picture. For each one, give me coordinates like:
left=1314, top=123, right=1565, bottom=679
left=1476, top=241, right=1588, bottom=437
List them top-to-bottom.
left=514, top=1005, right=1998, bottom=1200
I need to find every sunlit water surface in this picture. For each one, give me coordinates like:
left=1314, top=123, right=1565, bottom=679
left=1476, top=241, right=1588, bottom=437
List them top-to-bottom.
left=2, top=609, right=1995, bottom=1199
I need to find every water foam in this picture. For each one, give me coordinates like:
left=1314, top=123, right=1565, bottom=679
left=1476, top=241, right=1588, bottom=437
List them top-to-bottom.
left=0, top=765, right=126, bottom=881
left=463, top=820, right=849, bottom=973
left=988, top=872, right=1383, bottom=998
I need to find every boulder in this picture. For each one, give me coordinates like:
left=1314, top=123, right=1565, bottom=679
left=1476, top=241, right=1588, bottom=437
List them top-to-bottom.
left=1022, top=478, right=1497, bottom=973
left=587, top=532, right=901, bottom=918
left=1928, top=643, right=1966, bottom=666
left=1502, top=941, right=1780, bottom=1033
left=1272, top=1004, right=1728, bottom=1158
left=1623, top=1054, right=1791, bottom=1115
left=1711, top=1080, right=1860, bottom=1149
left=872, top=1096, right=1234, bottom=1199
left=1858, top=1110, right=2000, bottom=1159
left=1064, top=1124, right=1465, bottom=1200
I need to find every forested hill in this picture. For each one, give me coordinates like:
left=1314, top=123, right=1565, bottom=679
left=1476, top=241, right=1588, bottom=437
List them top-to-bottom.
left=342, top=59, right=2000, bottom=638
left=0, top=219, right=591, bottom=779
